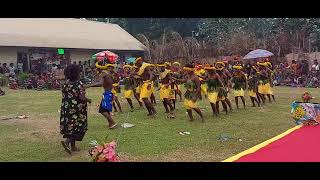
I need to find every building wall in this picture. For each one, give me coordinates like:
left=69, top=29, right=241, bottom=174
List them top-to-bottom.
left=0, top=47, right=17, bottom=64
left=70, top=49, right=96, bottom=63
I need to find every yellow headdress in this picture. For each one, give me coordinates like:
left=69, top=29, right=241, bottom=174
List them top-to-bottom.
left=135, top=57, right=143, bottom=64
left=172, top=61, right=181, bottom=66
left=215, top=61, right=225, bottom=70
left=95, top=62, right=116, bottom=70
left=164, top=62, right=171, bottom=69
left=257, top=62, right=268, bottom=67
left=138, top=63, right=152, bottom=76
left=157, top=64, right=166, bottom=67
left=123, top=65, right=132, bottom=69
left=204, top=65, right=216, bottom=70
left=233, top=65, right=243, bottom=70
left=183, top=67, right=195, bottom=71
left=160, top=69, right=172, bottom=79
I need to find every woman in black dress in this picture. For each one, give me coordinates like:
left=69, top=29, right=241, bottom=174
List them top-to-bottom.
left=60, top=64, right=91, bottom=155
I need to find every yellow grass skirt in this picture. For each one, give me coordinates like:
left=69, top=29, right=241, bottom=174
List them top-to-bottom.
left=139, top=81, right=153, bottom=102
left=112, top=83, right=119, bottom=97
left=258, top=83, right=273, bottom=95
left=159, top=84, right=170, bottom=100
left=201, top=84, right=208, bottom=96
left=233, top=88, right=244, bottom=97
left=124, top=90, right=133, bottom=99
left=248, top=90, right=257, bottom=98
left=208, top=92, right=218, bottom=104
left=184, top=99, right=197, bottom=110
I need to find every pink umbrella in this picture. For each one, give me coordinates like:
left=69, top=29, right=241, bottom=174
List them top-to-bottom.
left=92, top=51, right=118, bottom=63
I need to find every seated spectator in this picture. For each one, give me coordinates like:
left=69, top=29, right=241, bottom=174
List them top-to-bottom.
left=2, top=63, right=9, bottom=77
left=9, top=75, right=18, bottom=90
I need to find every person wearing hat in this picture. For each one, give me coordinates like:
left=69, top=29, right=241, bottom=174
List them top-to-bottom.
left=171, top=61, right=183, bottom=101
left=215, top=61, right=233, bottom=113
left=137, top=62, right=157, bottom=116
left=257, top=62, right=274, bottom=104
left=105, top=64, right=123, bottom=113
left=149, top=64, right=157, bottom=106
left=180, top=64, right=204, bottom=122
left=194, top=64, right=208, bottom=99
left=123, top=65, right=137, bottom=111
left=132, top=65, right=144, bottom=108
left=204, top=65, right=228, bottom=116
left=231, top=65, right=247, bottom=109
left=247, top=66, right=261, bottom=107
left=159, top=69, right=175, bottom=117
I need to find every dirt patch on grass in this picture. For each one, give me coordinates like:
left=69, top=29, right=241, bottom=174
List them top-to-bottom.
left=0, top=116, right=60, bottom=142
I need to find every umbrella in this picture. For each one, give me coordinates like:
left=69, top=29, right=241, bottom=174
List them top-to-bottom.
left=243, top=49, right=274, bottom=60
left=92, top=50, right=119, bottom=63
left=126, top=57, right=136, bottom=64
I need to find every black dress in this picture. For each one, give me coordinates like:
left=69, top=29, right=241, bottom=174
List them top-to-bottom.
left=60, top=80, right=88, bottom=141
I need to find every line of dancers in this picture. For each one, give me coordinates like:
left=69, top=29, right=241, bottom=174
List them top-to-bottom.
left=93, top=57, right=276, bottom=126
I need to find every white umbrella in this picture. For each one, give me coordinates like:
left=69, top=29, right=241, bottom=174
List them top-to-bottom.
left=243, top=49, right=274, bottom=60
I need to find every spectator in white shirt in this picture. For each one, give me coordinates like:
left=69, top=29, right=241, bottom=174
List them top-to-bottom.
left=311, top=59, right=319, bottom=71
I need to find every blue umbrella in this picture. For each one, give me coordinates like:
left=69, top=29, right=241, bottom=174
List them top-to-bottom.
left=243, top=49, right=274, bottom=60
left=126, top=57, right=136, bottom=64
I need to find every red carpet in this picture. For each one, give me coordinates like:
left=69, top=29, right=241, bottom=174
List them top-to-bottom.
left=236, top=126, right=320, bottom=162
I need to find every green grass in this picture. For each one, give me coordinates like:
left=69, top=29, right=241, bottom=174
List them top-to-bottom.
left=0, top=86, right=318, bottom=161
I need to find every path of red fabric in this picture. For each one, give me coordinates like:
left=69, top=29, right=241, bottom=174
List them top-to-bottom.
left=236, top=126, right=320, bottom=162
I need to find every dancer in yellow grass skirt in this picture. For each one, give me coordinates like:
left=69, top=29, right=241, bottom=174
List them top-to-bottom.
left=136, top=61, right=157, bottom=116
left=172, top=61, right=183, bottom=101
left=215, top=61, right=233, bottom=113
left=257, top=62, right=274, bottom=104
left=122, top=64, right=136, bottom=111
left=180, top=64, right=204, bottom=122
left=194, top=64, right=207, bottom=99
left=204, top=65, right=227, bottom=116
left=231, top=65, right=247, bottom=109
left=247, top=66, right=260, bottom=107
left=159, top=69, right=175, bottom=117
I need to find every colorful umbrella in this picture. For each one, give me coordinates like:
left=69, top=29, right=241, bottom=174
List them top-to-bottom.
left=243, top=49, right=274, bottom=60
left=92, top=50, right=119, bottom=63
left=126, top=57, right=136, bottom=64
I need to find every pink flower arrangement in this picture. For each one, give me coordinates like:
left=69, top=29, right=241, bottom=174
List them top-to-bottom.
left=89, top=140, right=120, bottom=162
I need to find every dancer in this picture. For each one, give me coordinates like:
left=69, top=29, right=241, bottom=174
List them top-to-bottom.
left=172, top=61, right=183, bottom=101
left=215, top=61, right=233, bottom=113
left=266, top=61, right=276, bottom=102
left=137, top=62, right=157, bottom=116
left=257, top=62, right=273, bottom=104
left=60, top=64, right=91, bottom=154
left=106, top=64, right=122, bottom=113
left=149, top=64, right=157, bottom=106
left=181, top=64, right=204, bottom=122
left=194, top=64, right=207, bottom=99
left=123, top=65, right=136, bottom=111
left=132, top=65, right=143, bottom=108
left=204, top=65, right=227, bottom=116
left=231, top=65, right=246, bottom=109
left=247, top=67, right=260, bottom=107
left=159, top=69, right=175, bottom=117
left=99, top=73, right=117, bottom=129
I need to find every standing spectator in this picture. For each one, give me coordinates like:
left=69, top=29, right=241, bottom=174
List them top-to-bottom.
left=311, top=59, right=319, bottom=72
left=301, top=60, right=309, bottom=75
left=73, top=61, right=77, bottom=65
left=2, top=63, right=9, bottom=77
left=8, top=63, right=16, bottom=77
left=60, top=64, right=91, bottom=154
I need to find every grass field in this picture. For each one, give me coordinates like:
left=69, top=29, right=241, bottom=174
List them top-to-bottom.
left=0, top=86, right=318, bottom=162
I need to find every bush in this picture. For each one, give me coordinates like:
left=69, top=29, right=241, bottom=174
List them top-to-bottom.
left=18, top=72, right=29, bottom=84
left=0, top=74, right=8, bottom=87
